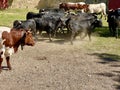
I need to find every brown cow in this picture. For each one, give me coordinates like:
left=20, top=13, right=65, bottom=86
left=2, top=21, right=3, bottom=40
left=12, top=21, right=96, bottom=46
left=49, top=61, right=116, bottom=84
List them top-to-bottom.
left=59, top=2, right=88, bottom=12
left=59, top=2, right=79, bottom=11
left=0, top=28, right=35, bottom=71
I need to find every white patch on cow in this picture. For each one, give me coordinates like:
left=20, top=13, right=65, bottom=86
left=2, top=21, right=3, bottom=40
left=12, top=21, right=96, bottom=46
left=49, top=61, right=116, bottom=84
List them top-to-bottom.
left=67, top=2, right=76, bottom=5
left=77, top=2, right=86, bottom=5
left=0, top=26, right=11, bottom=38
left=0, top=38, right=14, bottom=58
left=0, top=39, right=6, bottom=58
left=0, top=45, right=5, bottom=58
left=5, top=47, right=14, bottom=57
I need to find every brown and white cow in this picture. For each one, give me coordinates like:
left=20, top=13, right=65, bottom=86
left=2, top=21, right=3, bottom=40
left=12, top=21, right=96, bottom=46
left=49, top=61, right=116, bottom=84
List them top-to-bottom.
left=59, top=2, right=88, bottom=12
left=0, top=27, right=35, bottom=71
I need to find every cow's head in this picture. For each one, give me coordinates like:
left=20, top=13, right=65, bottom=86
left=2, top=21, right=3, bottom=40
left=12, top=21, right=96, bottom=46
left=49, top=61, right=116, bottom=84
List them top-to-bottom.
left=93, top=19, right=103, bottom=27
left=13, top=20, right=24, bottom=29
left=20, top=30, right=35, bottom=50
left=24, top=30, right=35, bottom=46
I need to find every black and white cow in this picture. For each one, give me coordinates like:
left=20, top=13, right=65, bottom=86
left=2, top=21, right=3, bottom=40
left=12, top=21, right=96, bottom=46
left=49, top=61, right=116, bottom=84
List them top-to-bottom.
left=26, top=12, right=44, bottom=20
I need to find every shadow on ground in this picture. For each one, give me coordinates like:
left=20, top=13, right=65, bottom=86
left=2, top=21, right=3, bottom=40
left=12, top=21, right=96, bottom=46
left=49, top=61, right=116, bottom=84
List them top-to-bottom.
left=94, top=26, right=112, bottom=37
left=35, top=32, right=72, bottom=44
left=90, top=52, right=120, bottom=90
left=90, top=53, right=120, bottom=64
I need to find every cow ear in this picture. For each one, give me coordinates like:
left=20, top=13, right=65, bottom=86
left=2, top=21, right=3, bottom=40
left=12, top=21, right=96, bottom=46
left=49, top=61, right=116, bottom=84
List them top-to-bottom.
left=58, top=17, right=61, bottom=21
left=27, top=30, right=32, bottom=34
left=1, top=39, right=6, bottom=44
left=0, top=51, right=3, bottom=55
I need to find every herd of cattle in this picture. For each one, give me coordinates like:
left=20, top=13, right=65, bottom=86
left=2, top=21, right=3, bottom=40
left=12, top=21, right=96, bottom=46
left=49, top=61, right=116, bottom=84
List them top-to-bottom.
left=0, top=2, right=120, bottom=71
left=13, top=2, right=105, bottom=43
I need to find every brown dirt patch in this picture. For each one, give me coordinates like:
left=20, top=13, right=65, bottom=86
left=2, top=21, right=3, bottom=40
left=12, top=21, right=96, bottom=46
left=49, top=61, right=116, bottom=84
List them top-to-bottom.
left=0, top=36, right=120, bottom=90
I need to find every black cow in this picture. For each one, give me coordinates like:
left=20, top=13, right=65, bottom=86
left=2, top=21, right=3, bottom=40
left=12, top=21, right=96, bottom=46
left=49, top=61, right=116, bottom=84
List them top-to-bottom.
left=39, top=8, right=65, bottom=14
left=107, top=9, right=120, bottom=38
left=26, top=12, right=44, bottom=20
left=67, top=13, right=102, bottom=44
left=34, top=16, right=64, bottom=41
left=13, top=19, right=36, bottom=37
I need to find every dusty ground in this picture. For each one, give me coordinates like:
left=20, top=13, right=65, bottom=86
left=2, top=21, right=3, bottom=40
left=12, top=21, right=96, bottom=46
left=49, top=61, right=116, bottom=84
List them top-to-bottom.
left=0, top=36, right=120, bottom=90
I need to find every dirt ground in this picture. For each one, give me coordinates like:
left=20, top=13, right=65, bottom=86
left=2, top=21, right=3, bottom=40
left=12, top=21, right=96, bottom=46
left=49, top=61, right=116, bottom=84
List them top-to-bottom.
left=0, top=36, right=120, bottom=90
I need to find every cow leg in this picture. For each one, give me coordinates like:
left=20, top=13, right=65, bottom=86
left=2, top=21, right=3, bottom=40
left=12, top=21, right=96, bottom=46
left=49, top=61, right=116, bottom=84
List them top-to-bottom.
left=103, top=11, right=107, bottom=20
left=100, top=13, right=103, bottom=19
left=108, top=23, right=112, bottom=35
left=67, top=24, right=71, bottom=34
left=111, top=25, right=116, bottom=37
left=60, top=27, right=65, bottom=34
left=116, top=28, right=119, bottom=39
left=30, top=29, right=37, bottom=40
left=32, top=29, right=38, bottom=40
left=39, top=30, right=42, bottom=36
left=46, top=30, right=52, bottom=42
left=53, top=30, right=57, bottom=37
left=88, top=31, right=92, bottom=41
left=71, top=32, right=75, bottom=45
left=80, top=32, right=87, bottom=40
left=49, top=33, right=52, bottom=41
left=73, top=33, right=78, bottom=40
left=0, top=51, right=4, bottom=72
left=6, top=56, right=12, bottom=70
left=0, top=58, right=3, bottom=72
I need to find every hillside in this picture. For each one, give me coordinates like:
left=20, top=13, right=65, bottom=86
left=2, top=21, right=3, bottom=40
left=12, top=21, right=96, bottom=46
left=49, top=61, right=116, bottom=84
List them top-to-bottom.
left=9, top=0, right=107, bottom=9
left=10, top=0, right=40, bottom=8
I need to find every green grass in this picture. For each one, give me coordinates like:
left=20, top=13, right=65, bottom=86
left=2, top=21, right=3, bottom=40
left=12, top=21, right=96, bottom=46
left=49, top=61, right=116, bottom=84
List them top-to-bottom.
left=0, top=8, right=120, bottom=61
left=0, top=8, right=38, bottom=27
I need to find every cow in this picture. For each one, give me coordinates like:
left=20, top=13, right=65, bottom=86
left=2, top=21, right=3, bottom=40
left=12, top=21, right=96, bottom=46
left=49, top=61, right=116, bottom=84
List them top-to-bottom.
left=59, top=2, right=88, bottom=12
left=59, top=2, right=78, bottom=11
left=77, top=2, right=88, bottom=13
left=87, top=3, right=107, bottom=19
left=39, top=8, right=65, bottom=14
left=107, top=8, right=120, bottom=38
left=26, top=12, right=45, bottom=20
left=66, top=13, right=102, bottom=44
left=34, top=15, right=64, bottom=41
left=13, top=19, right=37, bottom=37
left=0, top=26, right=11, bottom=33
left=0, top=28, right=35, bottom=71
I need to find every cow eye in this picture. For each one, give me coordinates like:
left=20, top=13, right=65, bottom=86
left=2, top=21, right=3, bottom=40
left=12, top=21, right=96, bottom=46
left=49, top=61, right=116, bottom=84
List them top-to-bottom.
left=0, top=51, right=3, bottom=55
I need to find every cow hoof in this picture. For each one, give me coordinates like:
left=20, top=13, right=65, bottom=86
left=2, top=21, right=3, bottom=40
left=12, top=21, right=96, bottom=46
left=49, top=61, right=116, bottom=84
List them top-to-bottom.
left=50, top=40, right=52, bottom=42
left=71, top=42, right=73, bottom=45
left=8, top=67, right=12, bottom=70
left=0, top=69, right=2, bottom=73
